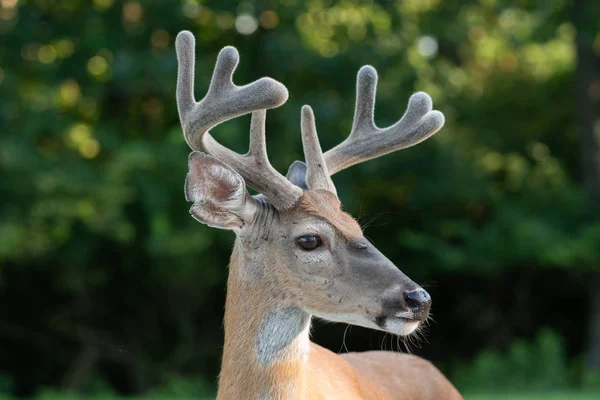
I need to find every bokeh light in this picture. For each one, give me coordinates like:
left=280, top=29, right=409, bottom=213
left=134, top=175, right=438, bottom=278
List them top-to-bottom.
left=235, top=13, right=258, bottom=35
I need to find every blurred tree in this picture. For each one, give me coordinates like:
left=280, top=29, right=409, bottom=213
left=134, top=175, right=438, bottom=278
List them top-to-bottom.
left=0, top=0, right=598, bottom=396
left=573, top=0, right=600, bottom=376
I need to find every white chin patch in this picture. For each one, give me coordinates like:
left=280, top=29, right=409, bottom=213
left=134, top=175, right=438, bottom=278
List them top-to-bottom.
left=310, top=311, right=420, bottom=337
left=383, top=318, right=420, bottom=336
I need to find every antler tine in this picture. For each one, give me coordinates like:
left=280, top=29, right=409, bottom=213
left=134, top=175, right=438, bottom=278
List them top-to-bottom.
left=175, top=31, right=302, bottom=210
left=175, top=31, right=289, bottom=150
left=175, top=31, right=196, bottom=120
left=323, top=65, right=445, bottom=175
left=300, top=106, right=337, bottom=195
left=202, top=110, right=302, bottom=210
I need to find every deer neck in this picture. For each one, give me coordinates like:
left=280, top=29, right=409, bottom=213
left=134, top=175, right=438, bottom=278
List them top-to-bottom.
left=217, top=239, right=312, bottom=400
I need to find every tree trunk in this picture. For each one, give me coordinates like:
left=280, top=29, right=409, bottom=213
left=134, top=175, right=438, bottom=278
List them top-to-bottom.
left=573, top=0, right=600, bottom=376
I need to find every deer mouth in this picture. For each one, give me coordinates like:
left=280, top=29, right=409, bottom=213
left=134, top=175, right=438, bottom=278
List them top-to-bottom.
left=367, top=310, right=422, bottom=336
left=395, top=310, right=429, bottom=322
left=376, top=315, right=421, bottom=336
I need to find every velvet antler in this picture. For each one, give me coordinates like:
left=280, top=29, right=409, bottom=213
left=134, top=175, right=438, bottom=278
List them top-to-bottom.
left=175, top=31, right=302, bottom=210
left=176, top=31, right=445, bottom=207
left=288, top=66, right=445, bottom=190
left=324, top=66, right=445, bottom=175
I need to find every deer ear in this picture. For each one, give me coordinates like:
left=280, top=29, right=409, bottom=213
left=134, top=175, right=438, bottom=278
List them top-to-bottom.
left=185, top=152, right=256, bottom=231
left=286, top=160, right=308, bottom=190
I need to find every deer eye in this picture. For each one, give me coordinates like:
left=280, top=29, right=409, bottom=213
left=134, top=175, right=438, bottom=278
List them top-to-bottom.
left=297, top=235, right=322, bottom=251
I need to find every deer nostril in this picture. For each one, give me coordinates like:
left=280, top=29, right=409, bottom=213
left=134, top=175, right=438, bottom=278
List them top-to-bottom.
left=403, top=289, right=431, bottom=314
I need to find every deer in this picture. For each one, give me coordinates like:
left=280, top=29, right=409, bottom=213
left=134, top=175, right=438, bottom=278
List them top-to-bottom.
left=175, top=30, right=463, bottom=400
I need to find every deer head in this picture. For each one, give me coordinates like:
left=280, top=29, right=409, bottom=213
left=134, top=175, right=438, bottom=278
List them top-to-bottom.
left=176, top=31, right=444, bottom=337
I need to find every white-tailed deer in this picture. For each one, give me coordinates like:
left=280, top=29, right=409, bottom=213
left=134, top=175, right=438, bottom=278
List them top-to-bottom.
left=175, top=31, right=463, bottom=400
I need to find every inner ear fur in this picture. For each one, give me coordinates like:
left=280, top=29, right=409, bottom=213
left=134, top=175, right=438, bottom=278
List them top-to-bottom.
left=185, top=152, right=256, bottom=230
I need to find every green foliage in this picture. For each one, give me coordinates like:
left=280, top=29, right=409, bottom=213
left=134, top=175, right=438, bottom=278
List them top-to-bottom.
left=0, top=0, right=598, bottom=396
left=455, top=330, right=571, bottom=393
left=25, top=375, right=215, bottom=400
left=145, top=375, right=214, bottom=399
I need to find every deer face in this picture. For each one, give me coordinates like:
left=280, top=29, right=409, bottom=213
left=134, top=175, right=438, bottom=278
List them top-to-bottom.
left=177, top=33, right=443, bottom=338
left=186, top=154, right=431, bottom=336
left=276, top=190, right=430, bottom=336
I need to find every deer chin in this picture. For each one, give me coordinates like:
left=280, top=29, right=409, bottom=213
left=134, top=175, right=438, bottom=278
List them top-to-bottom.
left=310, top=311, right=420, bottom=337
left=311, top=311, right=388, bottom=332
left=380, top=317, right=420, bottom=336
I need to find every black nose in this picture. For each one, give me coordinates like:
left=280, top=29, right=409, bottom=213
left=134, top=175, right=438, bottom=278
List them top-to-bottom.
left=403, top=288, right=431, bottom=318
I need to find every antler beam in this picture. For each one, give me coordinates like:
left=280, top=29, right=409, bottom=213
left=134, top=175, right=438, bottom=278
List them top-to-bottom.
left=176, top=30, right=445, bottom=207
left=175, top=31, right=302, bottom=210
left=323, top=66, right=445, bottom=176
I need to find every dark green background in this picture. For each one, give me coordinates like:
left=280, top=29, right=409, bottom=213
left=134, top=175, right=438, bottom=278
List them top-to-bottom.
left=1, top=0, right=599, bottom=397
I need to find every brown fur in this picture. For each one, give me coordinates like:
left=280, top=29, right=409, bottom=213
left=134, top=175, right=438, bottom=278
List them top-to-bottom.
left=177, top=34, right=458, bottom=400
left=189, top=149, right=461, bottom=399
left=297, top=190, right=363, bottom=241
left=218, top=241, right=463, bottom=400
